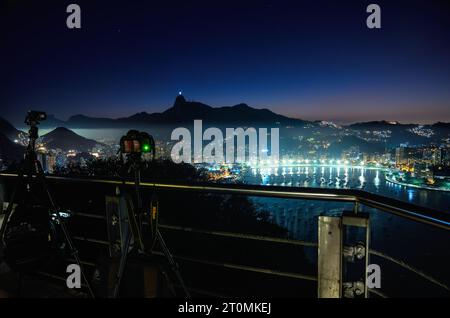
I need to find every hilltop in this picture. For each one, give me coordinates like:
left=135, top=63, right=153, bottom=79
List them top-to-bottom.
left=40, top=127, right=103, bottom=152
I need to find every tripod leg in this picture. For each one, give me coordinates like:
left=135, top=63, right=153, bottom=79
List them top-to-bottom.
left=34, top=160, right=95, bottom=298
left=0, top=164, right=25, bottom=245
left=112, top=227, right=132, bottom=298
left=156, top=229, right=190, bottom=297
left=159, top=265, right=178, bottom=297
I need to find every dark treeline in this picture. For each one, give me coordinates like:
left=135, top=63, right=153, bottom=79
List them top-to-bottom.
left=45, top=157, right=287, bottom=238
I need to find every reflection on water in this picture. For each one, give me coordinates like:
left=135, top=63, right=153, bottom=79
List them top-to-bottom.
left=244, top=165, right=450, bottom=213
left=245, top=166, right=450, bottom=288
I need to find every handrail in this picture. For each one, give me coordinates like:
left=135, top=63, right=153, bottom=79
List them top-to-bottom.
left=1, top=173, right=450, bottom=230
left=2, top=173, right=449, bottom=297
left=157, top=224, right=450, bottom=293
left=158, top=224, right=447, bottom=293
left=159, top=224, right=318, bottom=247
left=370, top=249, right=450, bottom=292
left=152, top=251, right=318, bottom=282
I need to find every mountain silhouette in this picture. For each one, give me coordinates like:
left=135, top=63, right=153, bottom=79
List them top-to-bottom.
left=36, top=95, right=307, bottom=128
left=3, top=96, right=447, bottom=150
left=24, top=96, right=450, bottom=132
left=160, top=97, right=301, bottom=125
left=43, top=114, right=67, bottom=127
left=67, top=114, right=118, bottom=127
left=0, top=117, right=23, bottom=140
left=347, top=121, right=414, bottom=130
left=432, top=122, right=450, bottom=129
left=40, top=127, right=103, bottom=152
left=0, top=132, right=24, bottom=163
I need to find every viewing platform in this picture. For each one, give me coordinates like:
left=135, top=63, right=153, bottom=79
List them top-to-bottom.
left=0, top=173, right=449, bottom=298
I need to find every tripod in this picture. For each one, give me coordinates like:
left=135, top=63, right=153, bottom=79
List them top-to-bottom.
left=0, top=120, right=94, bottom=298
left=113, top=152, right=190, bottom=298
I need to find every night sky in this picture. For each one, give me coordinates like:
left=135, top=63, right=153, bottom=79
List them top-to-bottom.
left=1, top=0, right=450, bottom=124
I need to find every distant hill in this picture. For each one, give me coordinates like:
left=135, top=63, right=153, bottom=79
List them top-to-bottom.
left=38, top=95, right=309, bottom=128
left=151, top=95, right=302, bottom=125
left=5, top=96, right=447, bottom=152
left=31, top=96, right=450, bottom=136
left=43, top=114, right=67, bottom=127
left=67, top=114, right=118, bottom=127
left=0, top=117, right=23, bottom=140
left=344, top=120, right=450, bottom=146
left=346, top=120, right=450, bottom=133
left=346, top=121, right=414, bottom=130
left=432, top=122, right=450, bottom=129
left=40, top=127, right=103, bottom=152
left=0, top=132, right=24, bottom=163
left=328, top=135, right=386, bottom=155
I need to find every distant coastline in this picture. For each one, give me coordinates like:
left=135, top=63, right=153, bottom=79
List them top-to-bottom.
left=385, top=174, right=450, bottom=192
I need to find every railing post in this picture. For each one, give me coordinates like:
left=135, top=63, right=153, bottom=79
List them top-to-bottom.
left=105, top=195, right=127, bottom=259
left=318, top=212, right=371, bottom=298
left=342, top=212, right=370, bottom=298
left=318, top=216, right=342, bottom=298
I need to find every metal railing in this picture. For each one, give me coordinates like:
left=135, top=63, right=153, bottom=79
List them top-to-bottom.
left=1, top=173, right=449, bottom=297
left=1, top=173, right=449, bottom=230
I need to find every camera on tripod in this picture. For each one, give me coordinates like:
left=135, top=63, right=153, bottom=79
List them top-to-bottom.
left=25, top=110, right=47, bottom=126
left=0, top=111, right=95, bottom=297
left=112, top=129, right=189, bottom=297
left=120, top=130, right=154, bottom=155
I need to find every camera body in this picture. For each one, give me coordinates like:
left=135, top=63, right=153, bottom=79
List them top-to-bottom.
left=25, top=110, right=47, bottom=126
left=120, top=130, right=154, bottom=154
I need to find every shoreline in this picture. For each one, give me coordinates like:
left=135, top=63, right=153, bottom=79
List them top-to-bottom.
left=385, top=175, right=450, bottom=192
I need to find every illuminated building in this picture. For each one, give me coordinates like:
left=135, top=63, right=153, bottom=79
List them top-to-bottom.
left=395, top=147, right=407, bottom=166
left=431, top=148, right=443, bottom=166
left=443, top=148, right=450, bottom=167
left=46, top=154, right=56, bottom=173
